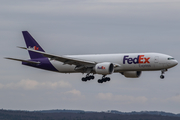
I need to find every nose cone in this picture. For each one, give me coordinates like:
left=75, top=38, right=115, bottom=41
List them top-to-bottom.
left=172, top=60, right=178, bottom=67
left=174, top=60, right=178, bottom=66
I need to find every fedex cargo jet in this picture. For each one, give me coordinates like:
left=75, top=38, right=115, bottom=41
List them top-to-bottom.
left=6, top=31, right=178, bottom=83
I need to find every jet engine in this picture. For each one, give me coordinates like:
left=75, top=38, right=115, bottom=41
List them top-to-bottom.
left=95, top=62, right=114, bottom=75
left=122, top=71, right=141, bottom=78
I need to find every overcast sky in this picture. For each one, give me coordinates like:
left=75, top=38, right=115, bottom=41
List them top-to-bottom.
left=1, top=0, right=180, bottom=113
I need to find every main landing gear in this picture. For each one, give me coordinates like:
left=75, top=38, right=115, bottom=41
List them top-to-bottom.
left=160, top=69, right=167, bottom=79
left=81, top=74, right=110, bottom=83
left=82, top=75, right=95, bottom=82
left=98, top=75, right=110, bottom=83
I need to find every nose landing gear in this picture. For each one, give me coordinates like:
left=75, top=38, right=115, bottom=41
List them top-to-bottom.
left=160, top=69, right=167, bottom=79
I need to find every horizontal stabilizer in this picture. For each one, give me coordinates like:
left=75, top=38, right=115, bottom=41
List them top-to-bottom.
left=17, top=46, right=27, bottom=49
left=5, top=57, right=40, bottom=64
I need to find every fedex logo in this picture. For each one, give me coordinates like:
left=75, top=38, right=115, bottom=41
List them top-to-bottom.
left=28, top=46, right=39, bottom=50
left=123, top=55, right=150, bottom=64
left=98, top=66, right=105, bottom=69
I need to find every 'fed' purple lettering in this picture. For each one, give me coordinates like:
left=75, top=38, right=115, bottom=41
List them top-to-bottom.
left=123, top=55, right=149, bottom=64
left=123, top=56, right=129, bottom=64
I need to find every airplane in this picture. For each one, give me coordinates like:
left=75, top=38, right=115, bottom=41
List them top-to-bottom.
left=5, top=31, right=178, bottom=83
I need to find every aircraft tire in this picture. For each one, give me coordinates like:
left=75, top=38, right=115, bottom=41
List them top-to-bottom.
left=160, top=75, right=165, bottom=79
left=86, top=76, right=91, bottom=80
left=90, top=76, right=95, bottom=80
left=91, top=76, right=95, bottom=79
left=82, top=77, right=87, bottom=82
left=106, top=77, right=110, bottom=81
left=102, top=78, right=107, bottom=82
left=98, top=79, right=103, bottom=83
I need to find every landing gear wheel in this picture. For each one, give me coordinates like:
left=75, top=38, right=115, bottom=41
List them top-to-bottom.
left=82, top=75, right=95, bottom=82
left=89, top=75, right=95, bottom=80
left=160, top=75, right=164, bottom=79
left=86, top=76, right=91, bottom=80
left=97, top=76, right=111, bottom=83
left=82, top=77, right=87, bottom=82
left=106, top=77, right=110, bottom=81
left=102, top=78, right=107, bottom=82
left=98, top=79, right=103, bottom=83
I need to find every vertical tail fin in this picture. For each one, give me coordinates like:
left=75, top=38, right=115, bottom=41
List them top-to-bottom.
left=22, top=31, right=46, bottom=59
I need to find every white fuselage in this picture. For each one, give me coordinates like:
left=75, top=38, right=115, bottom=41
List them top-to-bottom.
left=6, top=31, right=178, bottom=82
left=50, top=53, right=178, bottom=73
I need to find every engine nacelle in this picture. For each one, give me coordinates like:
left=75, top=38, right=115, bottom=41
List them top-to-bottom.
left=95, top=62, right=114, bottom=75
left=122, top=71, right=141, bottom=78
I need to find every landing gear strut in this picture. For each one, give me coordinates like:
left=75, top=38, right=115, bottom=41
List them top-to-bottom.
left=160, top=69, right=167, bottom=79
left=82, top=74, right=95, bottom=82
left=98, top=75, right=111, bottom=83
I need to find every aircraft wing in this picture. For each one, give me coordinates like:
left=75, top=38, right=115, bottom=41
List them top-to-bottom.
left=19, top=47, right=96, bottom=67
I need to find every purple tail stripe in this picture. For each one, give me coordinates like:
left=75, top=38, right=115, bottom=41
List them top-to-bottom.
left=22, top=31, right=45, bottom=59
left=22, top=31, right=58, bottom=72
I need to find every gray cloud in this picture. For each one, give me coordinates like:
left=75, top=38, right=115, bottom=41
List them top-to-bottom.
left=0, top=79, right=71, bottom=90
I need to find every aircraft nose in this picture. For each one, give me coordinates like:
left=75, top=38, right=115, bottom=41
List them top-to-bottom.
left=173, top=60, right=178, bottom=66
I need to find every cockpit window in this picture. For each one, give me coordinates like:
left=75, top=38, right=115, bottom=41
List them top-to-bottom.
left=168, top=58, right=175, bottom=60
